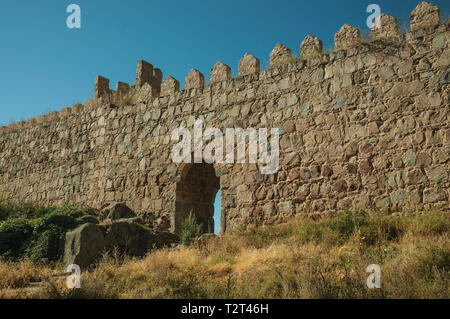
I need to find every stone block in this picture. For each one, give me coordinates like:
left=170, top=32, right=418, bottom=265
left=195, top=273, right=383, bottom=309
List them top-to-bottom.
left=410, top=1, right=441, bottom=31
left=334, top=24, right=362, bottom=50
left=300, top=34, right=323, bottom=59
left=269, top=43, right=292, bottom=67
left=238, top=53, right=260, bottom=76
left=210, top=61, right=232, bottom=84
left=185, top=69, right=204, bottom=90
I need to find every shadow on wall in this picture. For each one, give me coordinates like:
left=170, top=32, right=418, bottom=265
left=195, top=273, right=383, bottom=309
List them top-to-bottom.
left=174, top=163, right=220, bottom=235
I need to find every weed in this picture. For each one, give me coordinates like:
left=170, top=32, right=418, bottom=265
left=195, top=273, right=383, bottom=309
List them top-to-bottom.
left=180, top=211, right=203, bottom=246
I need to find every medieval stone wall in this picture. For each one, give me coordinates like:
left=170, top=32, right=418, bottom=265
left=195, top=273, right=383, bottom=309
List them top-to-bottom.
left=0, top=2, right=448, bottom=234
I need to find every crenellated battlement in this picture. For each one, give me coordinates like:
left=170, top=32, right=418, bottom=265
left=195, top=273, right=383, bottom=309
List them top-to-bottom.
left=1, top=1, right=447, bottom=137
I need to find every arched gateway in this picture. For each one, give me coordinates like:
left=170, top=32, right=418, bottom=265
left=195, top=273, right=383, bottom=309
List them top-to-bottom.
left=173, top=163, right=220, bottom=235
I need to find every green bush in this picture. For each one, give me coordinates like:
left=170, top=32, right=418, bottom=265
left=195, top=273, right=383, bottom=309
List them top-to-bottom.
left=0, top=200, right=92, bottom=221
left=0, top=201, right=94, bottom=262
left=0, top=201, right=45, bottom=222
left=180, top=211, right=203, bottom=246
left=26, top=213, right=82, bottom=263
left=0, top=217, right=34, bottom=259
left=26, top=227, right=61, bottom=263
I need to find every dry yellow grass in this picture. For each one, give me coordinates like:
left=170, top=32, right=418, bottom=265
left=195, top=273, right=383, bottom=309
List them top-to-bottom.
left=0, top=210, right=448, bottom=299
left=0, top=260, right=55, bottom=290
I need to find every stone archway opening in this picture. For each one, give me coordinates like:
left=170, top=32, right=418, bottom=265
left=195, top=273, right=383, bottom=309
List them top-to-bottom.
left=174, top=163, right=220, bottom=235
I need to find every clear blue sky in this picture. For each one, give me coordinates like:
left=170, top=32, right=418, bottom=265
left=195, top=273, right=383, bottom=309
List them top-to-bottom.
left=1, top=0, right=448, bottom=126
left=0, top=1, right=448, bottom=233
left=214, top=191, right=221, bottom=234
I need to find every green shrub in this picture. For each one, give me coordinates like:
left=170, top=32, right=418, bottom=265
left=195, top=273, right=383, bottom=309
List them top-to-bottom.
left=0, top=200, right=92, bottom=222
left=0, top=201, right=91, bottom=262
left=0, top=201, right=45, bottom=222
left=180, top=211, right=203, bottom=246
left=26, top=213, right=82, bottom=263
left=0, top=217, right=34, bottom=259
left=26, top=227, right=61, bottom=263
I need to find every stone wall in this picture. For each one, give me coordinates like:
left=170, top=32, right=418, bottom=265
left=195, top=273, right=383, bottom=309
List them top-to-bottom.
left=0, top=1, right=448, bottom=234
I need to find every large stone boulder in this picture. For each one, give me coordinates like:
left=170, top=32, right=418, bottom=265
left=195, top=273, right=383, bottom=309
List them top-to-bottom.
left=103, top=203, right=135, bottom=220
left=63, top=219, right=179, bottom=268
left=104, top=220, right=151, bottom=256
left=63, top=223, right=106, bottom=269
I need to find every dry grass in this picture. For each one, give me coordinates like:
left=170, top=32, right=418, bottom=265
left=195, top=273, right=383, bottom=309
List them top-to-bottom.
left=1, top=210, right=448, bottom=299
left=0, top=260, right=54, bottom=289
left=0, top=260, right=59, bottom=299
